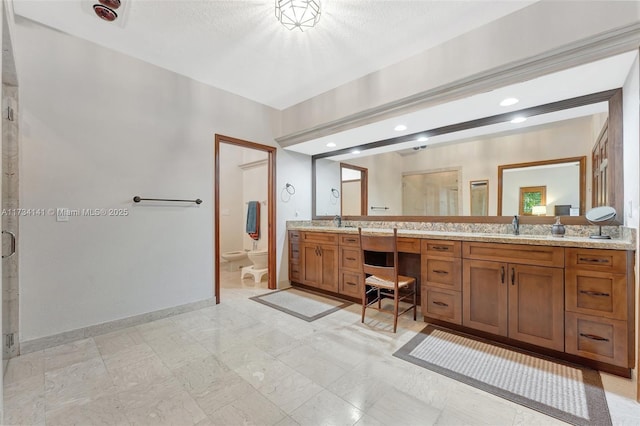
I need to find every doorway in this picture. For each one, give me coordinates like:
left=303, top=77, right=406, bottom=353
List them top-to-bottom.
left=214, top=135, right=276, bottom=303
left=340, top=163, right=368, bottom=216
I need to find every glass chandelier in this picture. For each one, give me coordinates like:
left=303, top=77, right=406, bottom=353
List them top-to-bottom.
left=275, top=0, right=321, bottom=31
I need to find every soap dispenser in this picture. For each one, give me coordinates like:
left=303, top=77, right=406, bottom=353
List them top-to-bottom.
left=551, top=216, right=566, bottom=237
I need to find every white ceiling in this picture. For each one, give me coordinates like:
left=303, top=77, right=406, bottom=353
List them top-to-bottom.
left=11, top=0, right=536, bottom=109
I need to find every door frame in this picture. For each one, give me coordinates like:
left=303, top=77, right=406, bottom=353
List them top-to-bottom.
left=214, top=134, right=277, bottom=303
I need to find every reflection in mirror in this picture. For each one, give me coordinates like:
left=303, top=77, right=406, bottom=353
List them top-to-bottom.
left=311, top=88, right=623, bottom=222
left=499, top=157, right=586, bottom=216
left=314, top=158, right=340, bottom=216
left=341, top=163, right=368, bottom=215
left=402, top=169, right=461, bottom=215
left=470, top=180, right=489, bottom=216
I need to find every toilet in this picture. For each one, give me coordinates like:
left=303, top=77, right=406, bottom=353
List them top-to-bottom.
left=220, top=250, right=250, bottom=272
left=241, top=250, right=268, bottom=283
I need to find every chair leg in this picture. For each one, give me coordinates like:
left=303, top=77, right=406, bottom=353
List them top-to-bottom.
left=413, top=284, right=417, bottom=321
left=361, top=286, right=366, bottom=324
left=377, top=288, right=381, bottom=309
left=393, top=291, right=399, bottom=333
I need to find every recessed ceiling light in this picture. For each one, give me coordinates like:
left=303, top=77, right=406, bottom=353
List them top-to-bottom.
left=500, top=97, right=519, bottom=107
left=510, top=117, right=527, bottom=124
left=394, top=124, right=407, bottom=131
left=417, top=136, right=429, bottom=142
left=326, top=142, right=336, bottom=147
left=352, top=150, right=361, bottom=155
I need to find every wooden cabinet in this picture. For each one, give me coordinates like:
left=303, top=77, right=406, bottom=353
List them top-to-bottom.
left=287, top=229, right=635, bottom=374
left=288, top=231, right=301, bottom=282
left=299, top=232, right=339, bottom=293
left=338, top=234, right=362, bottom=298
left=422, top=240, right=462, bottom=324
left=462, top=243, right=565, bottom=352
left=564, top=248, right=633, bottom=368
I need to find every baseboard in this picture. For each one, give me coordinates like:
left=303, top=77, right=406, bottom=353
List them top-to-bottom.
left=20, top=297, right=217, bottom=354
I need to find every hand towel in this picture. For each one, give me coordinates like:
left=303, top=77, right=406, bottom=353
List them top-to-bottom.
left=246, top=201, right=260, bottom=240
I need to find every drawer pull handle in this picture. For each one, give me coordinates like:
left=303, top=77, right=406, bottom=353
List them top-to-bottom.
left=346, top=238, right=357, bottom=242
left=432, top=246, right=449, bottom=251
left=346, top=257, right=356, bottom=261
left=579, top=257, right=609, bottom=264
left=500, top=266, right=505, bottom=284
left=433, top=270, right=448, bottom=275
left=346, top=281, right=357, bottom=286
left=579, top=290, right=610, bottom=297
left=432, top=301, right=449, bottom=307
left=579, top=333, right=609, bottom=342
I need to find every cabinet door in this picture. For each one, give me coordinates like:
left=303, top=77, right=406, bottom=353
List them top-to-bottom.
left=301, top=244, right=322, bottom=287
left=317, top=244, right=339, bottom=293
left=463, top=259, right=508, bottom=336
left=508, top=265, right=565, bottom=351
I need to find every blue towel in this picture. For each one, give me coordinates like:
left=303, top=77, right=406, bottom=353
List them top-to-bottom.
left=246, top=201, right=259, bottom=235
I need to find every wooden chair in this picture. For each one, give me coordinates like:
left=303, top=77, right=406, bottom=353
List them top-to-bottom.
left=358, top=227, right=417, bottom=332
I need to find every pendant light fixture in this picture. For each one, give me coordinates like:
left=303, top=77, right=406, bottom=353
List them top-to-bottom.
left=275, top=0, right=321, bottom=31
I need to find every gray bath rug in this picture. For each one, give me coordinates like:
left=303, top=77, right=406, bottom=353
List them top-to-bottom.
left=250, top=287, right=352, bottom=322
left=394, top=325, right=611, bottom=426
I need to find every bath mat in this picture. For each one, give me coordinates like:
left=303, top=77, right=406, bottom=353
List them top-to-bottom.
left=250, top=287, right=351, bottom=322
left=394, top=325, right=611, bottom=426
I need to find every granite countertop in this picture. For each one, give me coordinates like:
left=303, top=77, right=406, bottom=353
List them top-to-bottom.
left=287, top=225, right=635, bottom=250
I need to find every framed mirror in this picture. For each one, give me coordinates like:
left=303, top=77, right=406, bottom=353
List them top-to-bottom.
left=311, top=88, right=623, bottom=224
left=498, top=156, right=586, bottom=216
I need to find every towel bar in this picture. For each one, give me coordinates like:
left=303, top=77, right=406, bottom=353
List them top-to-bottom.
left=133, top=196, right=202, bottom=205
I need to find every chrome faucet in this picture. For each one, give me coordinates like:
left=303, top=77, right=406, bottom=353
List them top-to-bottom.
left=333, top=215, right=342, bottom=228
left=512, top=215, right=519, bottom=235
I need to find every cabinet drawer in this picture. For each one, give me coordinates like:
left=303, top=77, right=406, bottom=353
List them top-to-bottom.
left=289, top=230, right=301, bottom=242
left=302, top=232, right=338, bottom=245
left=339, top=234, right=360, bottom=247
left=398, top=238, right=421, bottom=254
left=421, top=240, right=461, bottom=258
left=462, top=242, right=564, bottom=267
left=290, top=244, right=300, bottom=262
left=340, top=247, right=361, bottom=271
left=566, top=248, right=628, bottom=274
left=422, top=258, right=461, bottom=291
left=289, top=263, right=301, bottom=282
left=565, top=270, right=627, bottom=320
left=340, top=271, right=362, bottom=298
left=421, top=286, right=462, bottom=325
left=565, top=312, right=629, bottom=367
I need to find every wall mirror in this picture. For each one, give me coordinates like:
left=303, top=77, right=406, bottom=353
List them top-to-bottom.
left=312, top=88, right=623, bottom=224
left=498, top=157, right=586, bottom=216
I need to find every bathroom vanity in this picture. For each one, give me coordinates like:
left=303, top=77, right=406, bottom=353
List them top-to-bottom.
left=287, top=226, right=635, bottom=376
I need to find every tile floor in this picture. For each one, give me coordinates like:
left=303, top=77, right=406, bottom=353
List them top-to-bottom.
left=3, top=270, right=639, bottom=425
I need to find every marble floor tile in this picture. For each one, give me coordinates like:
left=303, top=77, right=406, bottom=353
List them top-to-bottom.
left=4, top=276, right=638, bottom=426
left=94, top=327, right=146, bottom=357
left=43, top=338, right=101, bottom=371
left=277, top=343, right=349, bottom=387
left=102, top=344, right=172, bottom=391
left=4, top=349, right=45, bottom=384
left=44, top=356, right=117, bottom=412
left=3, top=374, right=45, bottom=426
left=117, top=377, right=207, bottom=426
left=365, top=386, right=442, bottom=426
left=207, top=387, right=287, bottom=426
left=290, top=389, right=364, bottom=426
left=45, top=393, right=130, bottom=426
